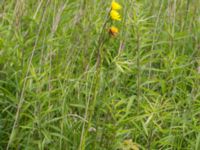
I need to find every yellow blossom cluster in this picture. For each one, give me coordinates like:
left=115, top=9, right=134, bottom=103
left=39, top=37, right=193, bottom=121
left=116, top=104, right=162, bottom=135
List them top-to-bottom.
left=109, top=0, right=122, bottom=36
left=110, top=0, right=122, bottom=21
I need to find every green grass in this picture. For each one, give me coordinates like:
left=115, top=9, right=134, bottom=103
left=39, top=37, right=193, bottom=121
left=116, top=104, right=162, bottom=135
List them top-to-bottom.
left=0, top=0, right=200, bottom=149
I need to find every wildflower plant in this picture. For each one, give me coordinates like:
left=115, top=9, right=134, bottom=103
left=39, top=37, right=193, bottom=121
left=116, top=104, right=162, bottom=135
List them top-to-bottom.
left=79, top=1, right=123, bottom=149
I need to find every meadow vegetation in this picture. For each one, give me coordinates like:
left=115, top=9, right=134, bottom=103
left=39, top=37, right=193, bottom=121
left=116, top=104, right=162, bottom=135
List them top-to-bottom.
left=0, top=0, right=200, bottom=149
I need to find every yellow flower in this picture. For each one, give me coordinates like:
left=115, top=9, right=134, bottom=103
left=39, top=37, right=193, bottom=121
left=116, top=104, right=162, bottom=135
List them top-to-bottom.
left=111, top=0, right=122, bottom=10
left=110, top=10, right=121, bottom=21
left=109, top=26, right=119, bottom=36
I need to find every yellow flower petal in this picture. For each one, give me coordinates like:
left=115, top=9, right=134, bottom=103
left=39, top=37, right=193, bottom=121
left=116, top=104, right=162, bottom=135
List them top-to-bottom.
left=111, top=0, right=122, bottom=10
left=110, top=10, right=121, bottom=21
left=109, top=26, right=119, bottom=36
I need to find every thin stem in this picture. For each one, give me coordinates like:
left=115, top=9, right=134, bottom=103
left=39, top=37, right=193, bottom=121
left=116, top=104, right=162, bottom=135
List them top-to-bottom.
left=79, top=8, right=111, bottom=150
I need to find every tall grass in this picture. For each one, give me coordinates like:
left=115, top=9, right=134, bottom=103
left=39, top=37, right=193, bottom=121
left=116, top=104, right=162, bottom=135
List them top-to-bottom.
left=0, top=0, right=200, bottom=149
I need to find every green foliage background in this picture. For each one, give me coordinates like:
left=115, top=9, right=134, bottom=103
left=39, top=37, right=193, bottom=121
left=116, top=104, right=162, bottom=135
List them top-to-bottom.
left=0, top=0, right=200, bottom=149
